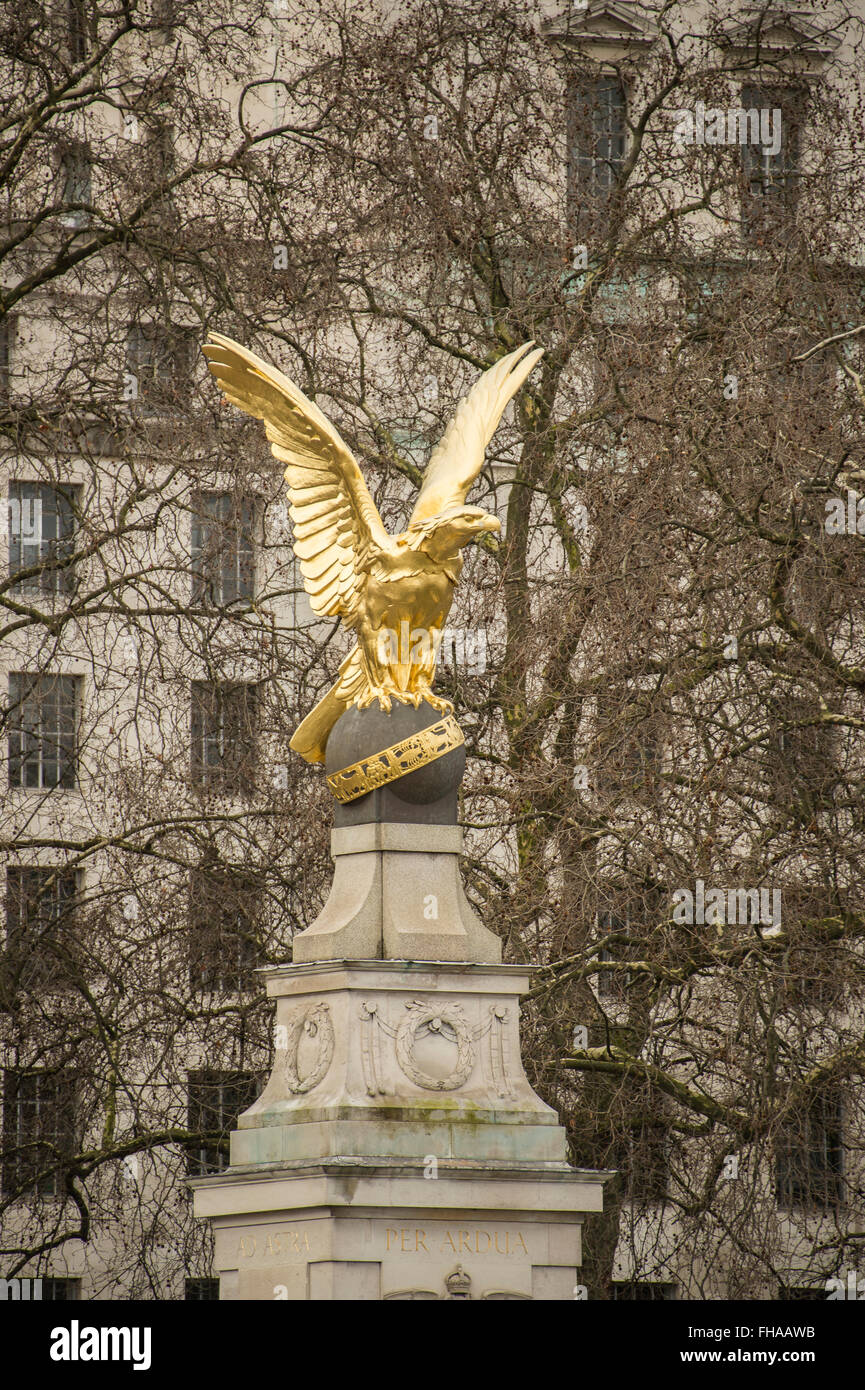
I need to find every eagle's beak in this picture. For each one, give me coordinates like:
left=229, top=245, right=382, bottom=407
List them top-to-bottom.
left=478, top=516, right=501, bottom=533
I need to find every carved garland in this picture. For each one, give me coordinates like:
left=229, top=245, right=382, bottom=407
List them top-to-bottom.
left=394, top=1001, right=475, bottom=1091
left=282, top=1003, right=335, bottom=1094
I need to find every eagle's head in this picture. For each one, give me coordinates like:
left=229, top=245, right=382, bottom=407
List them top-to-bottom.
left=406, top=505, right=500, bottom=560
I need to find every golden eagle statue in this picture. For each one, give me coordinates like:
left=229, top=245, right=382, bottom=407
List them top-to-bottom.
left=203, top=334, right=543, bottom=764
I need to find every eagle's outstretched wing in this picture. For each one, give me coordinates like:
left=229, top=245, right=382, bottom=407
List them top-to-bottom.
left=203, top=333, right=389, bottom=622
left=409, top=342, right=544, bottom=526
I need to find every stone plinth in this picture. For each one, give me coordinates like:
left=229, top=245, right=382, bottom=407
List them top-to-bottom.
left=291, top=825, right=501, bottom=964
left=191, top=959, right=610, bottom=1299
left=235, top=961, right=560, bottom=1164
left=193, top=1161, right=606, bottom=1301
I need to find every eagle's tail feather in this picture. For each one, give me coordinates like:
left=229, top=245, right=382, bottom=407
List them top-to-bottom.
left=289, top=646, right=365, bottom=765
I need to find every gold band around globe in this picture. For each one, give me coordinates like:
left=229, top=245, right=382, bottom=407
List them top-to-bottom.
left=326, top=715, right=465, bottom=804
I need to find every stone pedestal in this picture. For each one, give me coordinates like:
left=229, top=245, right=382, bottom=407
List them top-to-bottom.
left=192, top=701, right=609, bottom=1298
left=291, top=825, right=501, bottom=964
left=191, top=957, right=609, bottom=1299
left=193, top=1161, right=604, bottom=1300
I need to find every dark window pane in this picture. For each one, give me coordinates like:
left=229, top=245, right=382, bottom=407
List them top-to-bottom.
left=67, top=0, right=91, bottom=60
left=568, top=77, right=627, bottom=234
left=740, top=86, right=801, bottom=232
left=60, top=144, right=91, bottom=229
left=0, top=318, right=12, bottom=403
left=125, top=324, right=194, bottom=414
left=8, top=483, right=78, bottom=594
left=191, top=492, right=255, bottom=607
left=8, top=674, right=79, bottom=790
left=190, top=682, right=257, bottom=794
left=594, top=688, right=663, bottom=799
left=766, top=696, right=837, bottom=814
left=188, top=865, right=262, bottom=993
left=4, top=867, right=80, bottom=992
left=596, top=911, right=633, bottom=1001
left=1, top=1069, right=77, bottom=1197
left=186, top=1070, right=259, bottom=1175
left=615, top=1079, right=670, bottom=1206
left=775, top=1090, right=844, bottom=1211
left=184, top=1277, right=219, bottom=1301
left=41, top=1278, right=80, bottom=1301
left=612, top=1282, right=677, bottom=1301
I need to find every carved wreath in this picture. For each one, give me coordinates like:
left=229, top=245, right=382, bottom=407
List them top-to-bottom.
left=395, top=1001, right=475, bottom=1091
left=282, top=1003, right=335, bottom=1094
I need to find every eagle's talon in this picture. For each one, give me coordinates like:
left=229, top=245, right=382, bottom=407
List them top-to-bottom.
left=357, top=687, right=393, bottom=712
left=414, top=687, right=453, bottom=715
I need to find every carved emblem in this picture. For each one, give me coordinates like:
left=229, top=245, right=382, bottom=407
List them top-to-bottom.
left=327, top=716, right=465, bottom=803
left=395, top=1000, right=475, bottom=1091
left=282, top=1003, right=334, bottom=1094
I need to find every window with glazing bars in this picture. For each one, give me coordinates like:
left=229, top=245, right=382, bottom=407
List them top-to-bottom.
left=568, top=76, right=627, bottom=233
left=8, top=483, right=78, bottom=594
left=191, top=492, right=255, bottom=607
left=8, top=674, right=78, bottom=789
left=190, top=681, right=257, bottom=794
left=188, top=865, right=262, bottom=992
left=4, top=867, right=79, bottom=990
left=1, top=1069, right=77, bottom=1197
left=186, top=1071, right=259, bottom=1174
left=776, top=1089, right=844, bottom=1211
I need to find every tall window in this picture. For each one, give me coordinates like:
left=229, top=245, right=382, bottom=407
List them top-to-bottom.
left=67, top=0, right=93, bottom=60
left=568, top=76, right=627, bottom=233
left=740, top=86, right=800, bottom=232
left=145, top=118, right=175, bottom=183
left=60, top=145, right=91, bottom=229
left=0, top=316, right=12, bottom=402
left=125, top=323, right=193, bottom=414
left=8, top=482, right=78, bottom=594
left=191, top=492, right=255, bottom=607
left=8, top=674, right=79, bottom=790
left=190, top=681, right=258, bottom=794
left=594, top=687, right=664, bottom=799
left=766, top=695, right=837, bottom=814
left=188, top=864, right=262, bottom=992
left=4, top=867, right=79, bottom=991
left=596, top=909, right=634, bottom=1002
left=1, top=1069, right=77, bottom=1197
left=186, top=1071, right=259, bottom=1175
left=620, top=1079, right=670, bottom=1206
left=775, top=1090, right=844, bottom=1211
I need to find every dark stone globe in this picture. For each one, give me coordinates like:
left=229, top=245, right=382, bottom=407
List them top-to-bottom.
left=325, top=699, right=465, bottom=826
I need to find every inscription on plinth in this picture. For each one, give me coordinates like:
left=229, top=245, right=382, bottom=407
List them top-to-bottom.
left=384, top=1227, right=530, bottom=1256
left=237, top=1229, right=315, bottom=1260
